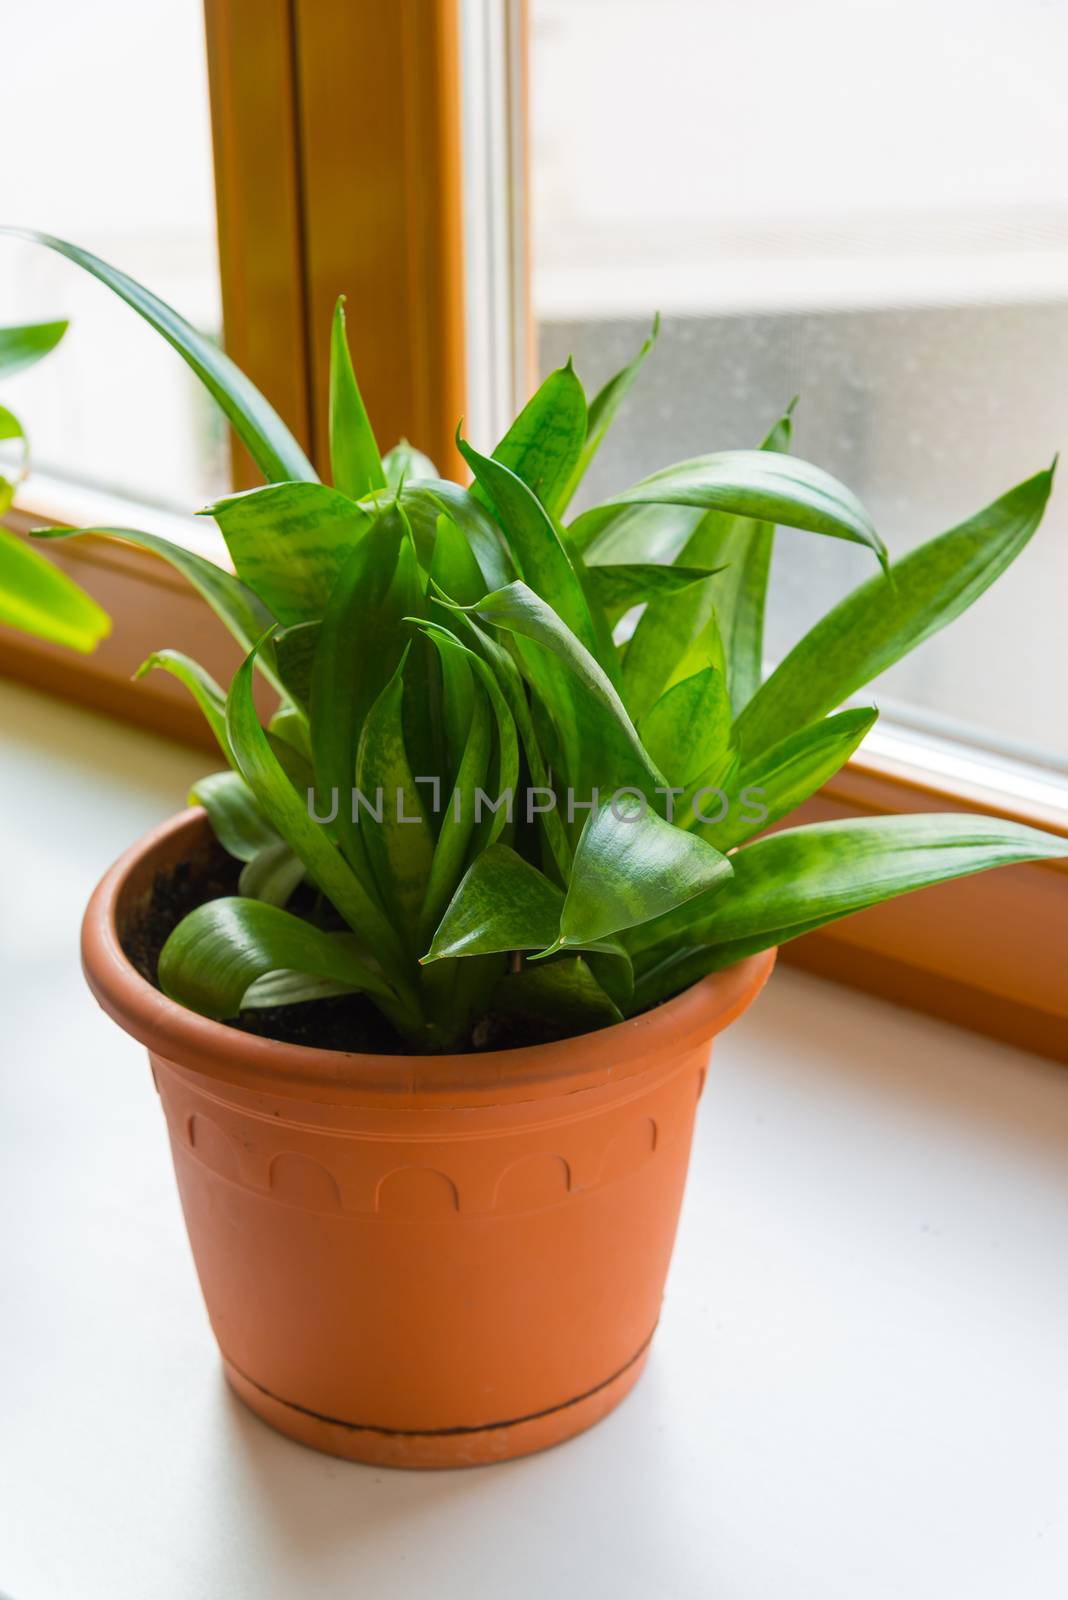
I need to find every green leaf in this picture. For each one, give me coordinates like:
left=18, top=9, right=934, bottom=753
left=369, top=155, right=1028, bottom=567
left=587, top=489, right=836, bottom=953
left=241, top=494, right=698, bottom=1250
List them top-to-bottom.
left=6, top=230, right=315, bottom=483
left=329, top=296, right=386, bottom=499
left=558, top=316, right=658, bottom=512
left=0, top=318, right=67, bottom=379
left=488, top=361, right=587, bottom=519
left=674, top=401, right=796, bottom=713
left=0, top=403, right=28, bottom=485
left=0, top=403, right=23, bottom=441
left=458, top=436, right=604, bottom=662
left=383, top=439, right=438, bottom=488
left=573, top=447, right=886, bottom=569
left=734, top=467, right=1055, bottom=760
left=399, top=479, right=514, bottom=591
left=205, top=482, right=371, bottom=623
left=571, top=502, right=703, bottom=564
left=309, top=508, right=423, bottom=879
left=428, top=512, right=488, bottom=607
left=690, top=512, right=774, bottom=713
left=33, top=524, right=282, bottom=693
left=0, top=526, right=109, bottom=652
left=570, top=542, right=622, bottom=683
left=587, top=562, right=725, bottom=625
left=621, top=572, right=726, bottom=723
left=469, top=581, right=665, bottom=797
left=417, top=603, right=471, bottom=786
left=445, top=609, right=573, bottom=880
left=418, top=614, right=549, bottom=889
left=414, top=619, right=520, bottom=852
left=272, top=622, right=319, bottom=713
left=401, top=627, right=448, bottom=788
left=438, top=637, right=475, bottom=781
left=226, top=640, right=415, bottom=999
left=137, top=652, right=231, bottom=760
left=355, top=659, right=435, bottom=953
left=638, top=667, right=731, bottom=789
left=419, top=687, right=493, bottom=944
left=269, top=704, right=313, bottom=762
left=693, top=707, right=877, bottom=852
left=266, top=727, right=315, bottom=796
left=190, top=770, right=280, bottom=861
left=551, top=795, right=732, bottom=950
left=632, top=812, right=1068, bottom=972
left=238, top=840, right=305, bottom=907
left=423, top=843, right=563, bottom=962
left=158, top=898, right=394, bottom=1020
left=632, top=935, right=798, bottom=1011
left=586, top=945, right=635, bottom=1011
left=489, top=958, right=623, bottom=1031
left=239, top=969, right=360, bottom=1009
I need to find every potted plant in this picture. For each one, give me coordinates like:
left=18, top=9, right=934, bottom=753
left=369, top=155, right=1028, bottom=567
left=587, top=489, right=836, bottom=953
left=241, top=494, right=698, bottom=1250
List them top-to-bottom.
left=19, top=232, right=1065, bottom=1468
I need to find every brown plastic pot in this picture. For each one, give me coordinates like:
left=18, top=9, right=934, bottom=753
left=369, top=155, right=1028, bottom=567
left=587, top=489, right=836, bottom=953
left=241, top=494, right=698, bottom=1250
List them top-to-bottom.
left=81, top=809, right=775, bottom=1469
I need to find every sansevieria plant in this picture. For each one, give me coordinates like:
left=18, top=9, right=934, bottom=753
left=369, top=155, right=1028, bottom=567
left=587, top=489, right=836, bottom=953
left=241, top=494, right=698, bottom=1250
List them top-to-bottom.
left=18, top=232, right=1066, bottom=1052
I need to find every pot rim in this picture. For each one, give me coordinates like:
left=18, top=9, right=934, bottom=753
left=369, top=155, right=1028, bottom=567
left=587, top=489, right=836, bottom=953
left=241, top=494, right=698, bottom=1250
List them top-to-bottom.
left=81, top=808, right=775, bottom=1107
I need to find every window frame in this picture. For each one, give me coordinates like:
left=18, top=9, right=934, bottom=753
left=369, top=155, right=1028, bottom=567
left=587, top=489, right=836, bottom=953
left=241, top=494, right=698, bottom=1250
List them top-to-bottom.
left=1, top=0, right=1064, bottom=1061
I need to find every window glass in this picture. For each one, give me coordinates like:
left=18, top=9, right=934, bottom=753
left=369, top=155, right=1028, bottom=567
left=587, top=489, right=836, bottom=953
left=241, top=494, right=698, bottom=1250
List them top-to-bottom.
left=2, top=0, right=226, bottom=512
left=530, top=0, right=1068, bottom=770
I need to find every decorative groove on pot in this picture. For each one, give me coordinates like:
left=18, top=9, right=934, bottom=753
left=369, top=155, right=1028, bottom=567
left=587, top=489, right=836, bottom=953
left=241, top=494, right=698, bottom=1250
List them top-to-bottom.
left=161, top=1067, right=698, bottom=1217
left=186, top=1113, right=240, bottom=1182
left=598, top=1116, right=658, bottom=1184
left=492, top=1151, right=572, bottom=1212
left=269, top=1153, right=343, bottom=1212
left=375, top=1167, right=460, bottom=1216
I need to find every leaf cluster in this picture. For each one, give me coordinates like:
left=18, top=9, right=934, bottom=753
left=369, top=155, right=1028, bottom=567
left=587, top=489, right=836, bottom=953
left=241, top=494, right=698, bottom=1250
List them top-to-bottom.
left=18, top=232, right=1065, bottom=1050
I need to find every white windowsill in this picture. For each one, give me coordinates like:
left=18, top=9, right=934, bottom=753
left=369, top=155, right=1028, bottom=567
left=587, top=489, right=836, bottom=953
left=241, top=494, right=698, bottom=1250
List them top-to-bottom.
left=2, top=674, right=1067, bottom=1599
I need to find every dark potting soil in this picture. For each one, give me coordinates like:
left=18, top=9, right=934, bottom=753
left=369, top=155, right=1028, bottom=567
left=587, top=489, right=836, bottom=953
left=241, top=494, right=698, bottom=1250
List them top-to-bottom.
left=121, top=842, right=583, bottom=1056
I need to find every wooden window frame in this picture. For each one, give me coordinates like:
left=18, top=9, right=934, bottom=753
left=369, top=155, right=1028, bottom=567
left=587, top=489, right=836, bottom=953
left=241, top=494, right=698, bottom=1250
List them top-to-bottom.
left=0, top=0, right=467, bottom=738
left=2, top=0, right=1065, bottom=1061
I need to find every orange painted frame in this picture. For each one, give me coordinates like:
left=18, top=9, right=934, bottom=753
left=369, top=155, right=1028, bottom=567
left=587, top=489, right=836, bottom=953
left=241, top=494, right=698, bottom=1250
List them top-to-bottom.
left=203, top=0, right=467, bottom=484
left=291, top=0, right=468, bottom=481
left=783, top=763, right=1068, bottom=1062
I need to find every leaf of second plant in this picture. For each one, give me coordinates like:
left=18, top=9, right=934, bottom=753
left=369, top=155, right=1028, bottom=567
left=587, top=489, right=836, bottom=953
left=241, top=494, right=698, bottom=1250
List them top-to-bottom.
left=0, top=526, right=110, bottom=653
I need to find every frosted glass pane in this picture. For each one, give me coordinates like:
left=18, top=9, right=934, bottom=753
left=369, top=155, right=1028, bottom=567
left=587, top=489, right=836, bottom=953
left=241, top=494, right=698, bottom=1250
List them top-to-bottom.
left=2, top=0, right=226, bottom=512
left=531, top=0, right=1068, bottom=769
